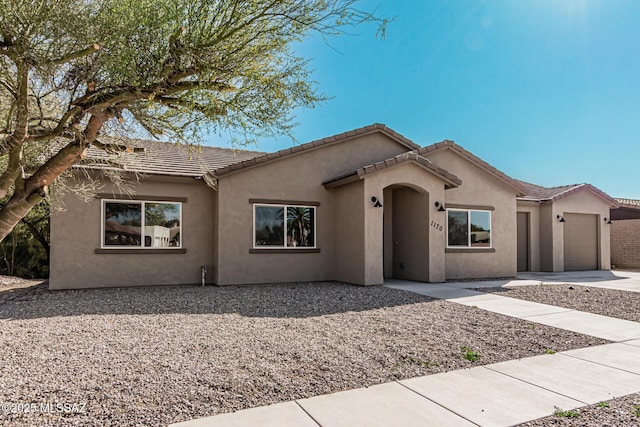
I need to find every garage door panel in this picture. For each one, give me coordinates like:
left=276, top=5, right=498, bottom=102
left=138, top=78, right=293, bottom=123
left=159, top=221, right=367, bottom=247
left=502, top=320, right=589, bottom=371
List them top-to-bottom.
left=563, top=213, right=598, bottom=271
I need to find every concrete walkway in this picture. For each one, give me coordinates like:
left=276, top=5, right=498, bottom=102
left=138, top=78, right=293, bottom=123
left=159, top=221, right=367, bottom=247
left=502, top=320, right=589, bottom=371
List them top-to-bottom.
left=515, top=270, right=640, bottom=293
left=171, top=273, right=640, bottom=427
left=385, top=278, right=640, bottom=342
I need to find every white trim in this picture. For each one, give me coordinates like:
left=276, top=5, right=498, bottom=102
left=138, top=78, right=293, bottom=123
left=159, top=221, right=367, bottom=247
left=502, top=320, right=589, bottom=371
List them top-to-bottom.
left=101, top=199, right=183, bottom=249
left=253, top=203, right=317, bottom=249
left=446, top=208, right=492, bottom=249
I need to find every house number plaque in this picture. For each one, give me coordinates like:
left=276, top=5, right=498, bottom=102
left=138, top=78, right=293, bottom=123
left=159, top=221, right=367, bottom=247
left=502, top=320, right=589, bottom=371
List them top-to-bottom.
left=430, top=221, right=443, bottom=232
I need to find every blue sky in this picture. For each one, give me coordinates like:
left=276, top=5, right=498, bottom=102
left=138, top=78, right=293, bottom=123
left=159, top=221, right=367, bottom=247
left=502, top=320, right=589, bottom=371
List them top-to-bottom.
left=206, top=0, right=640, bottom=199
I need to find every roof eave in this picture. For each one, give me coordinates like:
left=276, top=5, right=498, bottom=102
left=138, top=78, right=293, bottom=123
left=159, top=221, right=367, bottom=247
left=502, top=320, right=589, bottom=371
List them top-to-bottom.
left=323, top=153, right=462, bottom=190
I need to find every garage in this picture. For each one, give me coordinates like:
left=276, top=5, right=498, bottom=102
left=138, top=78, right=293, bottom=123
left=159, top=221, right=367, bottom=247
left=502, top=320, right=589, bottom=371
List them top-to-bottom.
left=563, top=213, right=598, bottom=271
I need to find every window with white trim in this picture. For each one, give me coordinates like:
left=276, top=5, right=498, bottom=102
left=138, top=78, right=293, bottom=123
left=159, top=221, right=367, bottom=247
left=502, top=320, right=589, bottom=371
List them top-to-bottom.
left=102, top=200, right=182, bottom=248
left=253, top=204, right=316, bottom=248
left=447, top=209, right=491, bottom=248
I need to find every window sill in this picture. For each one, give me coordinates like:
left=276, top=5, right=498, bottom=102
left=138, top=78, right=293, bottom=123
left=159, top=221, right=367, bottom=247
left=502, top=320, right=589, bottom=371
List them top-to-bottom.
left=95, top=248, right=187, bottom=254
left=250, top=248, right=320, bottom=254
left=445, top=248, right=495, bottom=253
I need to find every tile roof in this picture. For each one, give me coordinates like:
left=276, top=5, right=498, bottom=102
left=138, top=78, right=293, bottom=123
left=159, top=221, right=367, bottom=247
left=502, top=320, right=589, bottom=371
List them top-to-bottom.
left=212, top=123, right=420, bottom=178
left=78, top=137, right=264, bottom=177
left=417, top=140, right=529, bottom=196
left=323, top=151, right=462, bottom=189
left=517, top=180, right=618, bottom=206
left=516, top=181, right=583, bottom=201
left=615, top=198, right=640, bottom=207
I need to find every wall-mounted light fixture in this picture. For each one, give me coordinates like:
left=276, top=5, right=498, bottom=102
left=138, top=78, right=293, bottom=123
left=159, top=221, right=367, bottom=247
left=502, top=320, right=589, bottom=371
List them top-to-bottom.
left=371, top=196, right=382, bottom=208
left=434, top=201, right=446, bottom=212
left=557, top=215, right=565, bottom=223
left=604, top=217, right=613, bottom=225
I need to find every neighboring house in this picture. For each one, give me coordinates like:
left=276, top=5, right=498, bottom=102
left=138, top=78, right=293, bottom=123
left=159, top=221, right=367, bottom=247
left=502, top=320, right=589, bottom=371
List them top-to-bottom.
left=49, top=124, right=618, bottom=289
left=610, top=199, right=640, bottom=269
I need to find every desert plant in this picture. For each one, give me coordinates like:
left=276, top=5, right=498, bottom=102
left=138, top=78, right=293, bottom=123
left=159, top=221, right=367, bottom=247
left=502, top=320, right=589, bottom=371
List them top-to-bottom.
left=461, top=346, right=480, bottom=362
left=554, top=407, right=579, bottom=418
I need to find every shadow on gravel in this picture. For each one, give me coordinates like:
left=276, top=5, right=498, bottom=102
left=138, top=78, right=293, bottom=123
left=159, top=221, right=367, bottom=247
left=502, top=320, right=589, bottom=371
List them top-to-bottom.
left=516, top=270, right=627, bottom=283
left=0, top=281, right=437, bottom=320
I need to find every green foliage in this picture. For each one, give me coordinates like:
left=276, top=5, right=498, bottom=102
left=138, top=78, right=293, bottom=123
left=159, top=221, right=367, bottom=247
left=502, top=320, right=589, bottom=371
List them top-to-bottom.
left=0, top=0, right=386, bottom=242
left=0, top=199, right=49, bottom=278
left=461, top=346, right=480, bottom=362
left=544, top=348, right=556, bottom=354
left=596, top=401, right=609, bottom=408
left=634, top=405, right=640, bottom=417
left=553, top=407, right=579, bottom=418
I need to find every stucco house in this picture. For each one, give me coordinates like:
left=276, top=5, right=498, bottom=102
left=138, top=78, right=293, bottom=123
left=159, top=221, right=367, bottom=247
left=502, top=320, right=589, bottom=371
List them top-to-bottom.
left=49, top=124, right=618, bottom=289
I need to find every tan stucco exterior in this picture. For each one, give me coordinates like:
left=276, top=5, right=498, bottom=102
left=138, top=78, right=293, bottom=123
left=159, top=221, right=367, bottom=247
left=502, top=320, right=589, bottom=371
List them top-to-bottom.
left=49, top=125, right=615, bottom=289
left=214, top=132, right=412, bottom=285
left=425, top=149, right=519, bottom=280
left=361, top=161, right=447, bottom=284
left=50, top=175, right=216, bottom=289
left=518, top=190, right=612, bottom=273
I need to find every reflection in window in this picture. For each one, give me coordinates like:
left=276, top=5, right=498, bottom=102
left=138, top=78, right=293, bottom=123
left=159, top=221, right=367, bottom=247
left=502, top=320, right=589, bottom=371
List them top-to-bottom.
left=103, top=201, right=182, bottom=248
left=104, top=203, right=142, bottom=246
left=145, top=203, right=181, bottom=247
left=254, top=204, right=316, bottom=248
left=254, top=206, right=284, bottom=246
left=447, top=209, right=491, bottom=248
left=447, top=210, right=468, bottom=246
left=470, top=211, right=491, bottom=247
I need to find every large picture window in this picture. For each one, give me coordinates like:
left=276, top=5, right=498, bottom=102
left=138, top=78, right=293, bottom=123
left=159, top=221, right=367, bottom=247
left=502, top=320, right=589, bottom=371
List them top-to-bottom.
left=103, top=200, right=181, bottom=248
left=254, top=204, right=315, bottom=248
left=447, top=209, right=491, bottom=248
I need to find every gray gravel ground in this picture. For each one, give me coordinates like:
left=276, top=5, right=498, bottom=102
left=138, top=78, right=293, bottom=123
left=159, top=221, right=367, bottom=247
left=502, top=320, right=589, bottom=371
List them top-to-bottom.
left=0, top=280, right=608, bottom=426
left=482, top=283, right=640, bottom=322
left=491, top=283, right=640, bottom=426
left=517, top=392, right=640, bottom=426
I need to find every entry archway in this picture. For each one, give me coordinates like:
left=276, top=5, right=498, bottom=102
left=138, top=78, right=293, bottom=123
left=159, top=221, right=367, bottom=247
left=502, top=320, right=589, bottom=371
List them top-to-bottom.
left=383, top=184, right=430, bottom=281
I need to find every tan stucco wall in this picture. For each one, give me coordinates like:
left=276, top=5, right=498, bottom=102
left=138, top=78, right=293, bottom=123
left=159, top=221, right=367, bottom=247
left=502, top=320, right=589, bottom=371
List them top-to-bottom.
left=214, top=133, right=412, bottom=285
left=425, top=149, right=518, bottom=280
left=50, top=175, right=216, bottom=289
left=333, top=181, right=365, bottom=284
left=383, top=186, right=393, bottom=278
left=545, top=191, right=612, bottom=271
left=516, top=202, right=541, bottom=271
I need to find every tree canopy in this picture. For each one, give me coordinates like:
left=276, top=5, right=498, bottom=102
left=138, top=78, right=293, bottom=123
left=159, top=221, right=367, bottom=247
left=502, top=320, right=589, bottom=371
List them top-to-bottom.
left=0, top=0, right=385, bottom=242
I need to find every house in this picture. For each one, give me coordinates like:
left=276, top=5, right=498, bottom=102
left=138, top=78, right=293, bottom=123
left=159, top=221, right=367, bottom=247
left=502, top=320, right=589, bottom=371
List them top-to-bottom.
left=49, top=124, right=618, bottom=289
left=610, top=199, right=640, bottom=269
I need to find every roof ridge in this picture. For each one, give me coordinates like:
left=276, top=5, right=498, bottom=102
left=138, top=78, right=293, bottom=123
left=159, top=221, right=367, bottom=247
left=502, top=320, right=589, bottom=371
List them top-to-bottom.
left=213, top=123, right=421, bottom=178
left=98, top=135, right=264, bottom=154
left=418, top=140, right=528, bottom=196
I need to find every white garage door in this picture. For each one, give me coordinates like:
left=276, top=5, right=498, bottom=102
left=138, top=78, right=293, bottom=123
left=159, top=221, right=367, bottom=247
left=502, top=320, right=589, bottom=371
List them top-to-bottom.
left=563, top=213, right=598, bottom=271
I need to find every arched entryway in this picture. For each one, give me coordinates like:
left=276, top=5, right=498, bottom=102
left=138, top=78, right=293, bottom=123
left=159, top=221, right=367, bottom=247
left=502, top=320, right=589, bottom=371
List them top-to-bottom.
left=383, top=184, right=430, bottom=282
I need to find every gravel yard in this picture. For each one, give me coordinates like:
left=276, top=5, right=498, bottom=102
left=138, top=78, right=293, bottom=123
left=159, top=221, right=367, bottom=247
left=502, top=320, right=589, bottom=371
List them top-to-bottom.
left=0, top=280, right=608, bottom=426
left=483, top=283, right=640, bottom=322
left=518, top=392, right=640, bottom=426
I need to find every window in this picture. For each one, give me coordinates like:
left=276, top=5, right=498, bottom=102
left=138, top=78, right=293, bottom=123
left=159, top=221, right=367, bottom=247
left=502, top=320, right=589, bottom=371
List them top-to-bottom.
left=103, top=200, right=181, bottom=248
left=254, top=204, right=315, bottom=248
left=447, top=209, right=491, bottom=248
